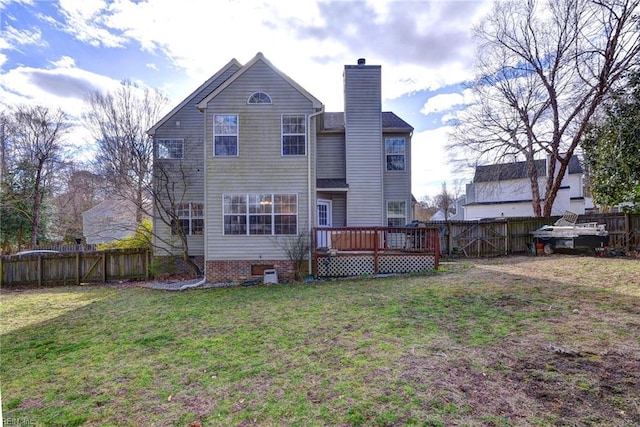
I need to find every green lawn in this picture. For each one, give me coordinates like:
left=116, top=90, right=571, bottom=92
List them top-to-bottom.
left=1, top=255, right=639, bottom=426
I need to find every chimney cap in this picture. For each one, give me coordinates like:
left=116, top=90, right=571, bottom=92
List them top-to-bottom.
left=357, top=58, right=366, bottom=66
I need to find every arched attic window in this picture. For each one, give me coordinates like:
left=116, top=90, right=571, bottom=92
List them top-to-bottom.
left=248, top=91, right=272, bottom=104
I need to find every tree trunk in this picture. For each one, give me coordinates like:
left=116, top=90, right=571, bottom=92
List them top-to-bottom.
left=526, top=155, right=542, bottom=217
left=31, top=164, right=43, bottom=247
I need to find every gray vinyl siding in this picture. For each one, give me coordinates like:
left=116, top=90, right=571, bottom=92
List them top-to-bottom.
left=204, top=59, right=316, bottom=260
left=151, top=64, right=240, bottom=256
left=344, top=65, right=383, bottom=226
left=383, top=132, right=412, bottom=224
left=317, top=134, right=346, bottom=179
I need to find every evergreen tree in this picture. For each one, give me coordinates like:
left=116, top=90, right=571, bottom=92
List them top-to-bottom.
left=583, top=71, right=640, bottom=211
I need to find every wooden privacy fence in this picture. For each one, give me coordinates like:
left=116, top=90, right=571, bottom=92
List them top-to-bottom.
left=424, top=213, right=640, bottom=257
left=0, top=248, right=150, bottom=287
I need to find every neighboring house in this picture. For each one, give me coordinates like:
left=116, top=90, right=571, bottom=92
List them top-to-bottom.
left=148, top=53, right=414, bottom=282
left=463, top=155, right=588, bottom=219
left=82, top=197, right=141, bottom=245
left=429, top=198, right=465, bottom=221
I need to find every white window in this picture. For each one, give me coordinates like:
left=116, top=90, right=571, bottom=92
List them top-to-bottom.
left=248, top=92, right=272, bottom=104
left=214, top=114, right=238, bottom=156
left=282, top=114, right=306, bottom=156
left=157, top=138, right=184, bottom=159
left=385, top=138, right=406, bottom=171
left=223, top=193, right=298, bottom=235
left=249, top=194, right=273, bottom=235
left=274, top=194, right=298, bottom=234
left=223, top=195, right=247, bottom=235
left=387, top=201, right=406, bottom=227
left=173, top=203, right=204, bottom=235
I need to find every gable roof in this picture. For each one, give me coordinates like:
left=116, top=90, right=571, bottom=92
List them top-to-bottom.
left=196, top=52, right=323, bottom=111
left=147, top=58, right=242, bottom=135
left=321, top=111, right=414, bottom=132
left=474, top=155, right=583, bottom=182
left=82, top=196, right=152, bottom=218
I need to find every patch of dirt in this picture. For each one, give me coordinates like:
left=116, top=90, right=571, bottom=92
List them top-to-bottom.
left=397, top=340, right=640, bottom=425
left=506, top=349, right=640, bottom=425
left=16, top=398, right=43, bottom=410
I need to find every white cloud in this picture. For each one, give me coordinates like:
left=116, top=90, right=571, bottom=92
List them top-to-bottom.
left=56, top=0, right=128, bottom=48
left=0, top=25, right=46, bottom=50
left=50, top=56, right=76, bottom=68
left=0, top=59, right=124, bottom=164
left=0, top=63, right=121, bottom=116
left=420, top=88, right=474, bottom=115
left=411, top=126, right=473, bottom=198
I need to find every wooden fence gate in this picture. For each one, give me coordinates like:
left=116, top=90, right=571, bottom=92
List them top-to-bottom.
left=446, top=220, right=508, bottom=257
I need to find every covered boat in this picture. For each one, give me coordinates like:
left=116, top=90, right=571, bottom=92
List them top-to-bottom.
left=531, top=211, right=609, bottom=254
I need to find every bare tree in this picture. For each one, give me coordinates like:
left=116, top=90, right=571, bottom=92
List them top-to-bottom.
left=450, top=0, right=640, bottom=216
left=83, top=80, right=169, bottom=222
left=84, top=81, right=205, bottom=275
left=7, top=105, right=72, bottom=246
left=150, top=147, right=202, bottom=276
left=53, top=168, right=107, bottom=241
left=435, top=182, right=457, bottom=220
left=416, top=195, right=439, bottom=221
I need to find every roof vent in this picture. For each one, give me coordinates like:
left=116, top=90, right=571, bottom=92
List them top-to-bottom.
left=357, top=58, right=366, bottom=67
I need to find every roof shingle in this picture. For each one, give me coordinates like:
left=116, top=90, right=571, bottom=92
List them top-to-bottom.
left=321, top=112, right=413, bottom=132
left=474, top=156, right=583, bottom=182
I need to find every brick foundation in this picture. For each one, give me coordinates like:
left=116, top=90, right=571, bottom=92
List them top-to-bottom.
left=206, top=259, right=298, bottom=283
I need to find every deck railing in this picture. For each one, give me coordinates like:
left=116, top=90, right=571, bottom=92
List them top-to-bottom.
left=314, top=226, right=439, bottom=253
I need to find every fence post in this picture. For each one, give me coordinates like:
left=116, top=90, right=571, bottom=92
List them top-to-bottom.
left=625, top=213, right=631, bottom=253
left=374, top=228, right=379, bottom=274
left=433, top=228, right=440, bottom=267
left=146, top=250, right=150, bottom=280
left=76, top=252, right=81, bottom=285
left=102, top=252, right=107, bottom=283
left=38, top=255, right=43, bottom=287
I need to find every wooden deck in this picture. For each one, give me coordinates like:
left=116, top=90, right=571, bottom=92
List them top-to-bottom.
left=313, top=227, right=440, bottom=277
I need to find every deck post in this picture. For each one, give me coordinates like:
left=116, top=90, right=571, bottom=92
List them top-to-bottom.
left=374, top=228, right=379, bottom=274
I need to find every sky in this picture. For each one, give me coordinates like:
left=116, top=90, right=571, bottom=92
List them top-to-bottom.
left=0, top=0, right=492, bottom=199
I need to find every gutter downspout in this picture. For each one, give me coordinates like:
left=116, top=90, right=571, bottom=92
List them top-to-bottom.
left=308, top=106, right=324, bottom=277
left=202, top=109, right=208, bottom=283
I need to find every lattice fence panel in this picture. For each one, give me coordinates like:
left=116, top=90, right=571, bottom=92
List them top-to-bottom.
left=316, top=254, right=437, bottom=277
left=317, top=255, right=375, bottom=277
left=378, top=255, right=436, bottom=274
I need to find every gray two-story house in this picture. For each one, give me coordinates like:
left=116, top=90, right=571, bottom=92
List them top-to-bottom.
left=148, top=53, right=414, bottom=282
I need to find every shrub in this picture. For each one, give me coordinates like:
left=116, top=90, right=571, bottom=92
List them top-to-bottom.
left=97, top=219, right=153, bottom=250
